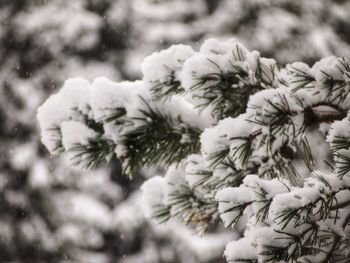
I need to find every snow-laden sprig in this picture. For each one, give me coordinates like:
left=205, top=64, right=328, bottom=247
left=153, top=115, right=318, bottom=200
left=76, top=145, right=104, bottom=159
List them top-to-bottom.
left=180, top=38, right=277, bottom=120
left=142, top=44, right=195, bottom=101
left=288, top=56, right=350, bottom=109
left=200, top=60, right=349, bottom=186
left=38, top=64, right=210, bottom=175
left=37, top=78, right=116, bottom=169
left=201, top=87, right=307, bottom=185
left=119, top=94, right=207, bottom=176
left=327, top=113, right=350, bottom=179
left=142, top=165, right=218, bottom=234
left=220, top=172, right=350, bottom=262
left=217, top=175, right=291, bottom=228
left=141, top=176, right=170, bottom=223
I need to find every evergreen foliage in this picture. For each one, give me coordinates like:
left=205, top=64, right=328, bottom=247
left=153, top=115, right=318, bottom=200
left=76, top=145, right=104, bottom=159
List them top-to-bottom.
left=38, top=38, right=350, bottom=262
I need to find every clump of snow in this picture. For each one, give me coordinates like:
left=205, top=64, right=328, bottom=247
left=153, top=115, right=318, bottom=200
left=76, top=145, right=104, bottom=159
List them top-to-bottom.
left=142, top=44, right=195, bottom=89
left=91, top=77, right=139, bottom=121
left=37, top=78, right=92, bottom=154
left=61, top=121, right=97, bottom=151
left=141, top=176, right=167, bottom=219
left=224, top=235, right=257, bottom=262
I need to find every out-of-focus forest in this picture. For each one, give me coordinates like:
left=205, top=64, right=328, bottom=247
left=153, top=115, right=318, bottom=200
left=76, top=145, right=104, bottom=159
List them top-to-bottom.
left=0, top=0, right=350, bottom=262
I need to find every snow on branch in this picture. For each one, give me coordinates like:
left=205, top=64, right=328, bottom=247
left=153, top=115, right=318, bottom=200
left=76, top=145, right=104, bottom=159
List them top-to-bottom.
left=37, top=38, right=350, bottom=262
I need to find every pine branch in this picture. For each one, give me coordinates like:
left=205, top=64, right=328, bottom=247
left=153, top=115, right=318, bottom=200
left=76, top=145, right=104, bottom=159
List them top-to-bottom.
left=37, top=39, right=350, bottom=263
left=150, top=68, right=183, bottom=101
left=121, top=97, right=201, bottom=175
left=102, top=107, right=127, bottom=123
left=69, top=137, right=115, bottom=169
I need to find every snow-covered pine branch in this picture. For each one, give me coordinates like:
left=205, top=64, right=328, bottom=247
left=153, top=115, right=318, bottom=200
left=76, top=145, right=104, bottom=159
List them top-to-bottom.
left=37, top=38, right=350, bottom=262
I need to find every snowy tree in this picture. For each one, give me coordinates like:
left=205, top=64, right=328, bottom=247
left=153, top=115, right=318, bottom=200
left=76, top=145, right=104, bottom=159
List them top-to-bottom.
left=38, top=38, right=350, bottom=262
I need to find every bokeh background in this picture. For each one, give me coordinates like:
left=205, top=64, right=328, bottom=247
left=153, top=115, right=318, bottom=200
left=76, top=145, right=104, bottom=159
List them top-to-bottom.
left=1, top=0, right=350, bottom=262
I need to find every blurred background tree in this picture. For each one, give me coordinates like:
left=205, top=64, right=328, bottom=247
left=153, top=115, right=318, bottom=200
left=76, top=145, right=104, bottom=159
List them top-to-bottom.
left=0, top=0, right=350, bottom=262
